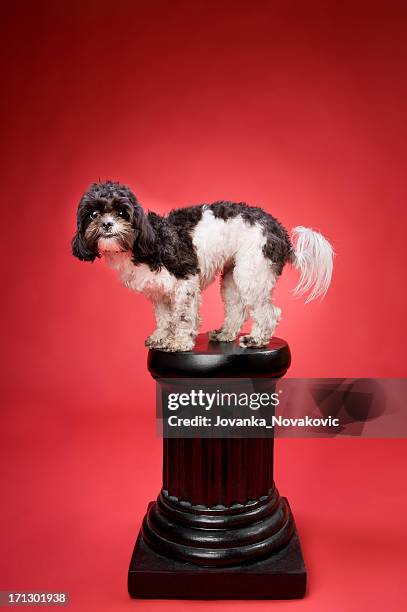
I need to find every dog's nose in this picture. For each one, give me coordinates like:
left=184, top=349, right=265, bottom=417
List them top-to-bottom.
left=103, top=221, right=114, bottom=231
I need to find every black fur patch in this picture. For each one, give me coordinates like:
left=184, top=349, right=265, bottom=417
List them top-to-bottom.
left=133, top=208, right=203, bottom=278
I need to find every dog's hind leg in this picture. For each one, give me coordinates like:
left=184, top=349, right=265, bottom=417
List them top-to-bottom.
left=233, top=253, right=281, bottom=348
left=209, top=269, right=248, bottom=342
left=239, top=301, right=281, bottom=348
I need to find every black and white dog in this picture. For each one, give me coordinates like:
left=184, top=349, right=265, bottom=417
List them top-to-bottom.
left=72, top=181, right=333, bottom=352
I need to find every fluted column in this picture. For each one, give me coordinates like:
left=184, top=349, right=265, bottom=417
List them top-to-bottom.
left=163, top=437, right=275, bottom=506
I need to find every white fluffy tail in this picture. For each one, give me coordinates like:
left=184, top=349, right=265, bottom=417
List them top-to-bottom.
left=291, top=226, right=334, bottom=303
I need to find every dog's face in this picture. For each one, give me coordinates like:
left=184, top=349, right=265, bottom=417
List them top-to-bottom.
left=72, top=181, right=146, bottom=262
left=82, top=197, right=135, bottom=256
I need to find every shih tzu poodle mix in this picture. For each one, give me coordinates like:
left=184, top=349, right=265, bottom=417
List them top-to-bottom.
left=72, top=181, right=333, bottom=352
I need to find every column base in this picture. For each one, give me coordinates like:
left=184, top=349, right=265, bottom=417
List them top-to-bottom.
left=128, top=500, right=307, bottom=600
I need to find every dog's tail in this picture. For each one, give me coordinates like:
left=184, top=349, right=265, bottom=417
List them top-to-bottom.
left=290, top=226, right=334, bottom=303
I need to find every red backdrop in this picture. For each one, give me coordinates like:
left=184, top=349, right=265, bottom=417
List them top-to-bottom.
left=1, top=1, right=406, bottom=611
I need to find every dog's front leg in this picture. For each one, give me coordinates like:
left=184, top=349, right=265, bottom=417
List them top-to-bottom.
left=160, top=276, right=201, bottom=352
left=145, top=299, right=172, bottom=348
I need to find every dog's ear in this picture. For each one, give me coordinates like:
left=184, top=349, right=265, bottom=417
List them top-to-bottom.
left=72, top=202, right=99, bottom=262
left=132, top=206, right=156, bottom=260
left=71, top=231, right=98, bottom=262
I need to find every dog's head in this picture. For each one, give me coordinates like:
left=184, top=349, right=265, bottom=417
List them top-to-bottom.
left=72, top=181, right=155, bottom=262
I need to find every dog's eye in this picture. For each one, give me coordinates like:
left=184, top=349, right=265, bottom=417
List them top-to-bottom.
left=117, top=209, right=128, bottom=219
left=90, top=210, right=99, bottom=219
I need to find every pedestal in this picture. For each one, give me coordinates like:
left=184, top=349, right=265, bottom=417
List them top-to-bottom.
left=128, top=334, right=307, bottom=599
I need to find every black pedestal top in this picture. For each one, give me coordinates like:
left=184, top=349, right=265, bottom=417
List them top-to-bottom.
left=147, top=333, right=291, bottom=379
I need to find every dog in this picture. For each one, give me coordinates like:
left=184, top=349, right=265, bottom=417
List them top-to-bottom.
left=72, top=180, right=333, bottom=352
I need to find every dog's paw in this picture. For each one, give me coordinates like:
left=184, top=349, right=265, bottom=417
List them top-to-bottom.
left=208, top=329, right=237, bottom=342
left=145, top=333, right=169, bottom=348
left=239, top=335, right=269, bottom=349
left=159, top=337, right=195, bottom=352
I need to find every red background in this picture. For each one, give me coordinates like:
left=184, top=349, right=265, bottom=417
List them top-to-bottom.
left=1, top=1, right=406, bottom=610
